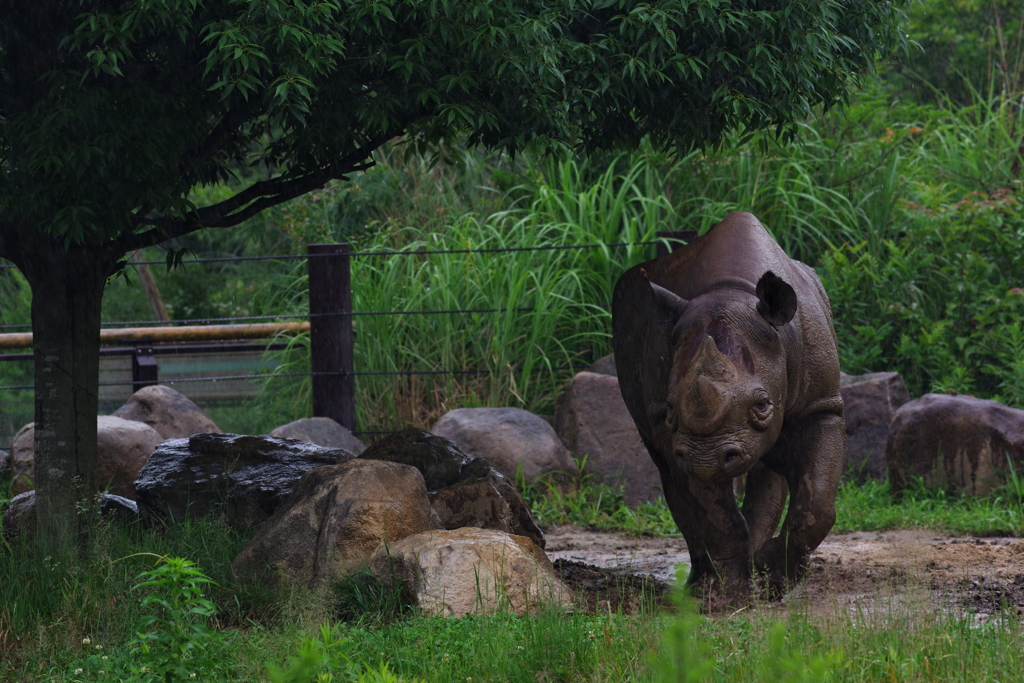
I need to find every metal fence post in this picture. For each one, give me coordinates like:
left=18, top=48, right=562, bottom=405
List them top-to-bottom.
left=655, top=230, right=699, bottom=258
left=308, top=243, right=355, bottom=430
left=132, top=347, right=158, bottom=393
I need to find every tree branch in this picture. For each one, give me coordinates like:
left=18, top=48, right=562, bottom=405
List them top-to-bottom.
left=122, top=131, right=399, bottom=251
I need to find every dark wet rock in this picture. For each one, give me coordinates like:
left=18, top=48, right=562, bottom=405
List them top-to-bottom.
left=839, top=371, right=911, bottom=480
left=554, top=372, right=662, bottom=505
left=113, top=384, right=220, bottom=440
left=887, top=393, right=1024, bottom=497
left=431, top=407, right=576, bottom=485
left=269, top=417, right=366, bottom=454
left=359, top=428, right=472, bottom=490
left=360, top=428, right=545, bottom=548
left=134, top=433, right=355, bottom=530
left=0, top=449, right=8, bottom=475
left=429, top=458, right=546, bottom=549
left=232, top=460, right=442, bottom=588
left=2, top=491, right=139, bottom=546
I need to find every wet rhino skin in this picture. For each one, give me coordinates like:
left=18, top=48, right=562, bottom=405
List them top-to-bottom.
left=612, top=212, right=844, bottom=606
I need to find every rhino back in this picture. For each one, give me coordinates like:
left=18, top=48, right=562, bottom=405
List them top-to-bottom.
left=645, top=213, right=792, bottom=299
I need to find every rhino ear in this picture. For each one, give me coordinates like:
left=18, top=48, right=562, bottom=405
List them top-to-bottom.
left=641, top=268, right=688, bottom=324
left=755, top=270, right=797, bottom=326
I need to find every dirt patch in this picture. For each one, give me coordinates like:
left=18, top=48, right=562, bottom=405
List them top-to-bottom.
left=545, top=526, right=1024, bottom=617
left=553, top=559, right=670, bottom=614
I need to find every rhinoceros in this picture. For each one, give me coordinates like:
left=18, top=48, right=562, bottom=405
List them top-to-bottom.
left=611, top=212, right=844, bottom=605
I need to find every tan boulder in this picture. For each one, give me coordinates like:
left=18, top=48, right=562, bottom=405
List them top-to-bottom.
left=113, top=384, right=220, bottom=440
left=10, top=417, right=162, bottom=499
left=10, top=423, right=34, bottom=495
left=232, top=459, right=442, bottom=587
left=369, top=528, right=572, bottom=617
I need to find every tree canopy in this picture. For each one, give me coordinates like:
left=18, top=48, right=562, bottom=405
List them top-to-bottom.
left=0, top=0, right=907, bottom=549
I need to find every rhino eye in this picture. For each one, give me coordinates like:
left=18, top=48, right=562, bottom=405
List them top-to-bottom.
left=749, top=394, right=773, bottom=430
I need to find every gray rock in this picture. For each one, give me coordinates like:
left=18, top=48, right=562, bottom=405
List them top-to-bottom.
left=588, top=353, right=617, bottom=377
left=554, top=371, right=662, bottom=505
left=839, top=371, right=911, bottom=480
left=113, top=384, right=221, bottom=440
left=887, top=393, right=1024, bottom=497
left=431, top=407, right=577, bottom=485
left=10, top=417, right=163, bottom=500
left=270, top=417, right=366, bottom=454
left=360, top=429, right=545, bottom=548
left=134, top=433, right=356, bottom=530
left=0, top=449, right=9, bottom=475
left=232, top=460, right=442, bottom=587
left=2, top=491, right=139, bottom=546
left=369, top=528, right=571, bottom=617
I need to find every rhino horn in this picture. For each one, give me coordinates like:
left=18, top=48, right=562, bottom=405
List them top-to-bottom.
left=641, top=268, right=688, bottom=324
left=682, top=336, right=738, bottom=432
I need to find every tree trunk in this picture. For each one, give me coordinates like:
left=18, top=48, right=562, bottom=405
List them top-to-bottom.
left=19, top=245, right=120, bottom=552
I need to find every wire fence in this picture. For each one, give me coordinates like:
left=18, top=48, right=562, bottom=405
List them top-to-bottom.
left=0, top=236, right=687, bottom=448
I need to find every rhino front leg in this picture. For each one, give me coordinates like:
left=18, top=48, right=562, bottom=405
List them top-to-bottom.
left=754, top=410, right=844, bottom=598
left=664, top=475, right=753, bottom=609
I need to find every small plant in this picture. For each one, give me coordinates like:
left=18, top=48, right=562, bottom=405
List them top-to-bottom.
left=129, top=555, right=224, bottom=682
left=333, top=568, right=412, bottom=626
left=268, top=621, right=422, bottom=683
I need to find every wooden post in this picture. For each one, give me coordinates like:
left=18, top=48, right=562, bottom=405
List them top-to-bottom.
left=655, top=230, right=699, bottom=258
left=308, top=243, right=355, bottom=430
left=132, top=347, right=158, bottom=393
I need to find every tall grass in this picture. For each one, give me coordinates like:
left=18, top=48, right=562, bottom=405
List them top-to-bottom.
left=250, top=155, right=677, bottom=433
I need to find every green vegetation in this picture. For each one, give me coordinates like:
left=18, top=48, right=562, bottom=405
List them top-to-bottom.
left=4, top=3, right=1024, bottom=681
left=2, top=505, right=1023, bottom=682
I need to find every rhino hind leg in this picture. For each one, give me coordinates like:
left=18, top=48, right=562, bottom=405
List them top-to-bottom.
left=753, top=411, right=844, bottom=598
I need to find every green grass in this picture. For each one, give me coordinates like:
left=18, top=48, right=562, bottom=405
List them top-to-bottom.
left=518, top=469, right=1024, bottom=540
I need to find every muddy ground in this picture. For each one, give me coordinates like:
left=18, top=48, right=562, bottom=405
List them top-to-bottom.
left=546, top=525, right=1024, bottom=618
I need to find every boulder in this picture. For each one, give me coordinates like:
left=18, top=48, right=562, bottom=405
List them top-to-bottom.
left=587, top=353, right=617, bottom=377
left=554, top=371, right=662, bottom=505
left=839, top=371, right=911, bottom=480
left=113, top=384, right=220, bottom=440
left=887, top=393, right=1024, bottom=497
left=431, top=407, right=577, bottom=485
left=96, top=416, right=164, bottom=499
left=10, top=417, right=163, bottom=499
left=270, top=417, right=366, bottom=454
left=10, top=423, right=35, bottom=495
left=359, top=429, right=473, bottom=490
left=360, top=429, right=545, bottom=548
left=134, top=433, right=355, bottom=530
left=0, top=449, right=9, bottom=475
left=428, top=457, right=546, bottom=549
left=232, top=460, right=442, bottom=587
left=2, top=491, right=139, bottom=546
left=369, top=528, right=571, bottom=617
